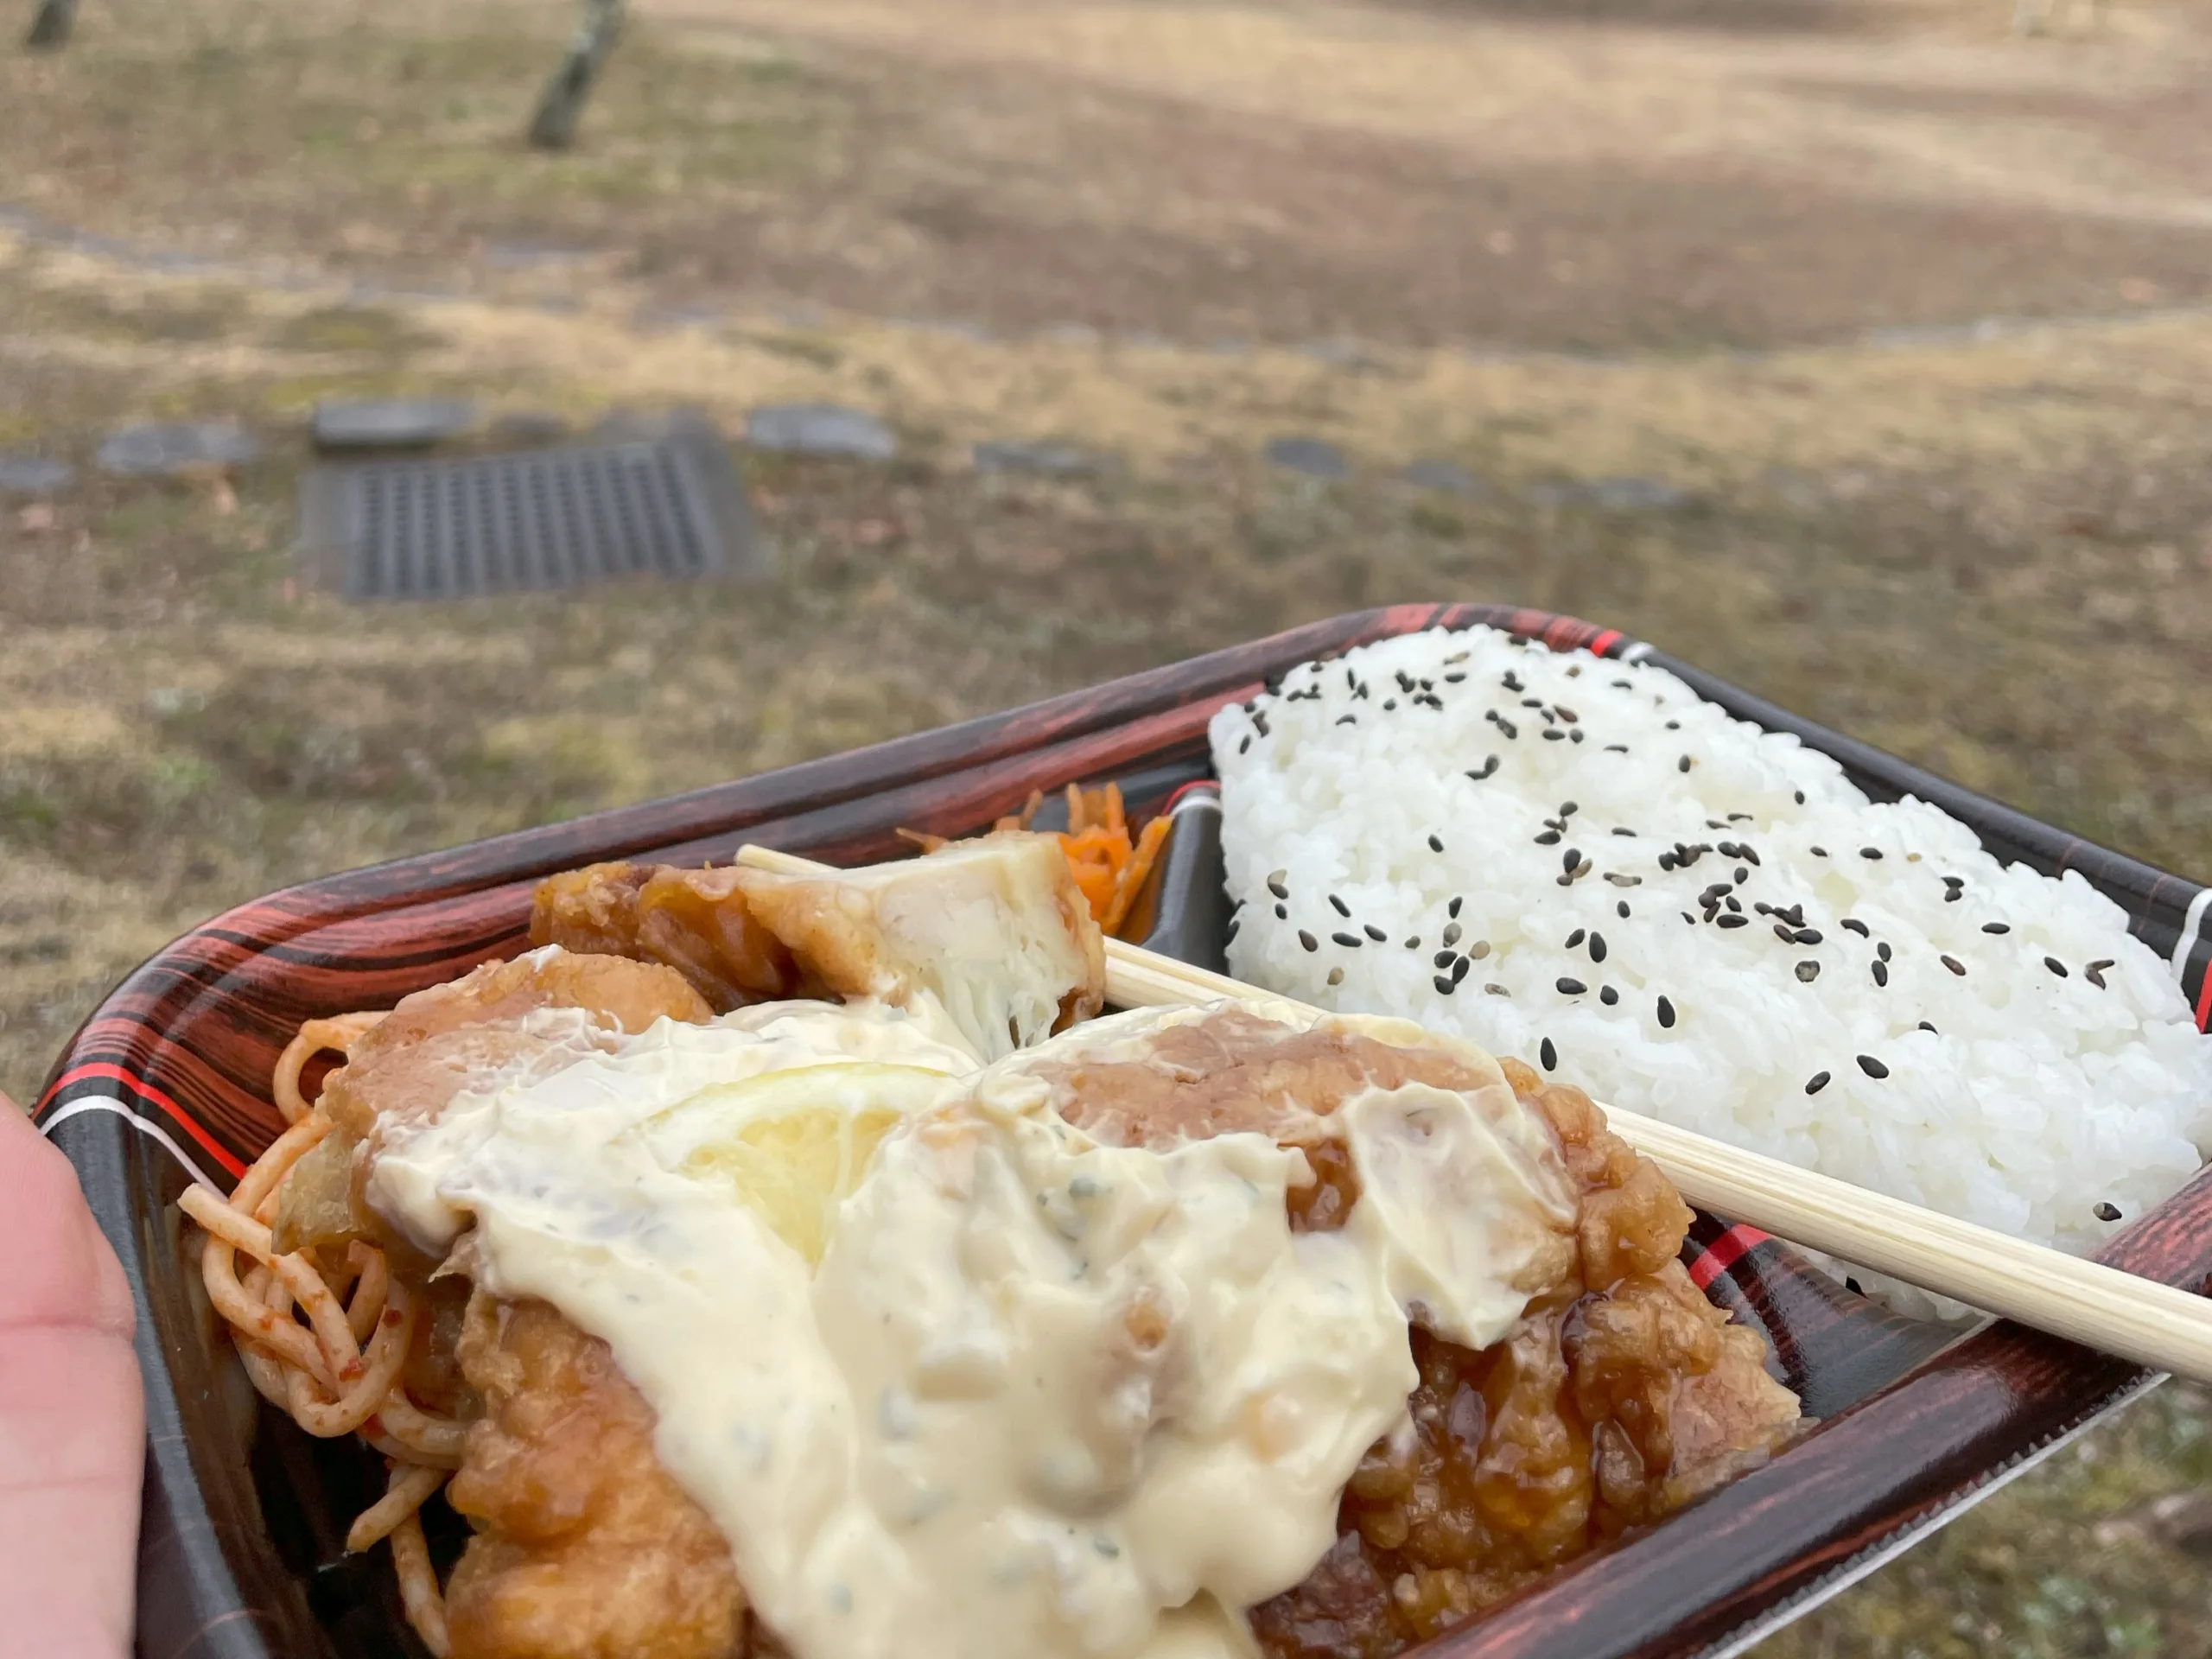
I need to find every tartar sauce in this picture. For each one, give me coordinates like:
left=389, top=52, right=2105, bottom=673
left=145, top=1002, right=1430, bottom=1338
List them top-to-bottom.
left=369, top=995, right=1576, bottom=1659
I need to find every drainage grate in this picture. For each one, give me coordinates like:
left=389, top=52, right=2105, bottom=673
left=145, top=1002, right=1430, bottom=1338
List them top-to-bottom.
left=296, top=412, right=769, bottom=600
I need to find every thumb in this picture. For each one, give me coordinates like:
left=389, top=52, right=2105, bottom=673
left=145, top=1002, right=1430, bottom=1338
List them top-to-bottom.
left=0, top=1090, right=145, bottom=1659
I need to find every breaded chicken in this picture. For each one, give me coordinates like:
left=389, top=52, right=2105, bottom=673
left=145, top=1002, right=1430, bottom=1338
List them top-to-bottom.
left=531, top=836, right=1105, bottom=1058
left=276, top=950, right=712, bottom=1262
left=444, top=1294, right=752, bottom=1659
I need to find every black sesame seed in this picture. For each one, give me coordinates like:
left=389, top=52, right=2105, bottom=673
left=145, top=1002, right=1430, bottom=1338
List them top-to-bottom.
left=1445, top=672, right=1466, bottom=683
left=1522, top=696, right=1544, bottom=709
left=1382, top=698, right=1397, bottom=710
left=1557, top=707, right=1579, bottom=724
left=1336, top=715, right=1357, bottom=727
left=1498, top=719, right=1517, bottom=739
left=1666, top=720, right=1681, bottom=730
left=1543, top=728, right=1567, bottom=741
left=1239, top=736, right=1252, bottom=754
left=1605, top=744, right=1629, bottom=753
left=1678, top=755, right=1693, bottom=773
left=1467, top=757, right=1502, bottom=781
left=1794, top=791, right=1807, bottom=805
left=1611, top=827, right=1636, bottom=837
left=1535, top=830, right=1562, bottom=846
left=1427, top=833, right=1445, bottom=854
left=1812, top=845, right=1829, bottom=858
left=1859, top=847, right=1882, bottom=860
left=1563, top=849, right=1582, bottom=874
left=1657, top=851, right=1678, bottom=871
left=1734, top=867, right=1750, bottom=886
left=1267, top=872, right=1289, bottom=899
left=1605, top=873, right=1643, bottom=887
left=1943, top=887, right=1961, bottom=903
left=1329, top=894, right=1351, bottom=918
left=1448, top=896, right=1464, bottom=918
left=1618, top=901, right=1631, bottom=918
left=1274, top=903, right=1287, bottom=920
left=1719, top=912, right=1748, bottom=929
left=1841, top=918, right=1868, bottom=937
left=1443, top=922, right=1463, bottom=947
left=1981, top=922, right=2010, bottom=935
left=1773, top=923, right=1796, bottom=944
left=1363, top=924, right=1387, bottom=943
left=1566, top=928, right=1586, bottom=948
left=1795, top=928, right=1823, bottom=945
left=1299, top=931, right=1319, bottom=952
left=1332, top=931, right=1362, bottom=949
left=1590, top=933, right=1608, bottom=963
left=1405, top=936, right=1421, bottom=949
left=1877, top=941, right=1891, bottom=961
left=1434, top=950, right=1456, bottom=969
left=1942, top=955, right=1965, bottom=976
left=2044, top=956, right=2068, bottom=977
left=1452, top=957, right=1471, bottom=983
left=2086, top=959, right=2113, bottom=988
left=1796, top=960, right=1821, bottom=982
left=1872, top=960, right=1889, bottom=987
left=1434, top=976, right=1456, bottom=995
left=1557, top=977, right=1587, bottom=995
left=1486, top=982, right=1510, bottom=995
left=1600, top=985, right=1620, bottom=1005
left=1656, top=995, right=1677, bottom=1028
left=1918, top=1021, right=1937, bottom=1033
left=1540, top=1037, right=1558, bottom=1071
left=1857, top=1054, right=1890, bottom=1078
left=1806, top=1071, right=1830, bottom=1095
left=2094, top=1202, right=2122, bottom=1223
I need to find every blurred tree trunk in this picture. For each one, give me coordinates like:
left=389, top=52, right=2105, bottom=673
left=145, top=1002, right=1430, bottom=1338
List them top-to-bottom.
left=24, top=0, right=77, bottom=48
left=528, top=0, right=626, bottom=150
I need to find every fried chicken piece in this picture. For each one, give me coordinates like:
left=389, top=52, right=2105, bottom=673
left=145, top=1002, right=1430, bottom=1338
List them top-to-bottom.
left=531, top=835, right=1105, bottom=1059
left=532, top=864, right=810, bottom=1014
left=276, top=950, right=711, bottom=1261
left=1209, top=1049, right=1802, bottom=1658
left=444, top=1294, right=747, bottom=1659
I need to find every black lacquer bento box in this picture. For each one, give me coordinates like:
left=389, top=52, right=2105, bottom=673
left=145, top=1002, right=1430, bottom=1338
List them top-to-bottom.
left=39, top=603, right=2212, bottom=1659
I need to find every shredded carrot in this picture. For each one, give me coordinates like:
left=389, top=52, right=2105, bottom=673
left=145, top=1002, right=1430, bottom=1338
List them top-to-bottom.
left=899, top=781, right=1173, bottom=938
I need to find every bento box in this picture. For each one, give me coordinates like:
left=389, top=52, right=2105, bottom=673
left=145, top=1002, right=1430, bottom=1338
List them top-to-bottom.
left=39, top=602, right=2212, bottom=1659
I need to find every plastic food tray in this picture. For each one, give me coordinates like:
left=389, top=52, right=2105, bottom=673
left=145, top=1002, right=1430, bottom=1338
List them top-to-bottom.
left=39, top=603, right=2212, bottom=1659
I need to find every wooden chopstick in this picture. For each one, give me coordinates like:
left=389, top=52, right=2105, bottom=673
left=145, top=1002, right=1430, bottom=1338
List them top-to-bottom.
left=735, top=842, right=2212, bottom=1383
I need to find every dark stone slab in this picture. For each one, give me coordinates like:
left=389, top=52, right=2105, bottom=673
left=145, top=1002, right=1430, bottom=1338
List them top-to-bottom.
left=311, top=398, right=478, bottom=452
left=744, top=404, right=897, bottom=461
left=490, top=411, right=570, bottom=447
left=96, top=422, right=262, bottom=477
left=1264, top=436, right=1349, bottom=480
left=973, top=440, right=1113, bottom=477
left=0, top=454, right=75, bottom=495
left=1399, top=459, right=1487, bottom=498
left=1529, top=475, right=1697, bottom=511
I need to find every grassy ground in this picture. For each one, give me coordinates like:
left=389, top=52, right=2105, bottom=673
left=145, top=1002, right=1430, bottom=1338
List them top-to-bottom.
left=5, top=0, right=2212, bottom=1650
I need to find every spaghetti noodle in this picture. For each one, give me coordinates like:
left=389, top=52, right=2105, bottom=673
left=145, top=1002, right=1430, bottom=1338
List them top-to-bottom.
left=186, top=1013, right=461, bottom=1656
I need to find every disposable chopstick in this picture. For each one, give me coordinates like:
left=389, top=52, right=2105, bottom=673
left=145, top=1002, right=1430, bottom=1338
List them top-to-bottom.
left=734, top=842, right=2212, bottom=1383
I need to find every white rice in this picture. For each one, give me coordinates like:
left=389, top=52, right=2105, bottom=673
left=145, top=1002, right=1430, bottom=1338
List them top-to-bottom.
left=1211, top=625, right=2212, bottom=1318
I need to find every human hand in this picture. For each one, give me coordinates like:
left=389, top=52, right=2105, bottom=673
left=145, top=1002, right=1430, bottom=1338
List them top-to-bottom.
left=0, top=1090, right=143, bottom=1657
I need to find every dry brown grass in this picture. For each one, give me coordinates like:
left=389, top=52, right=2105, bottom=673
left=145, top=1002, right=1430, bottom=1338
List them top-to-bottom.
left=5, top=0, right=2212, bottom=1650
